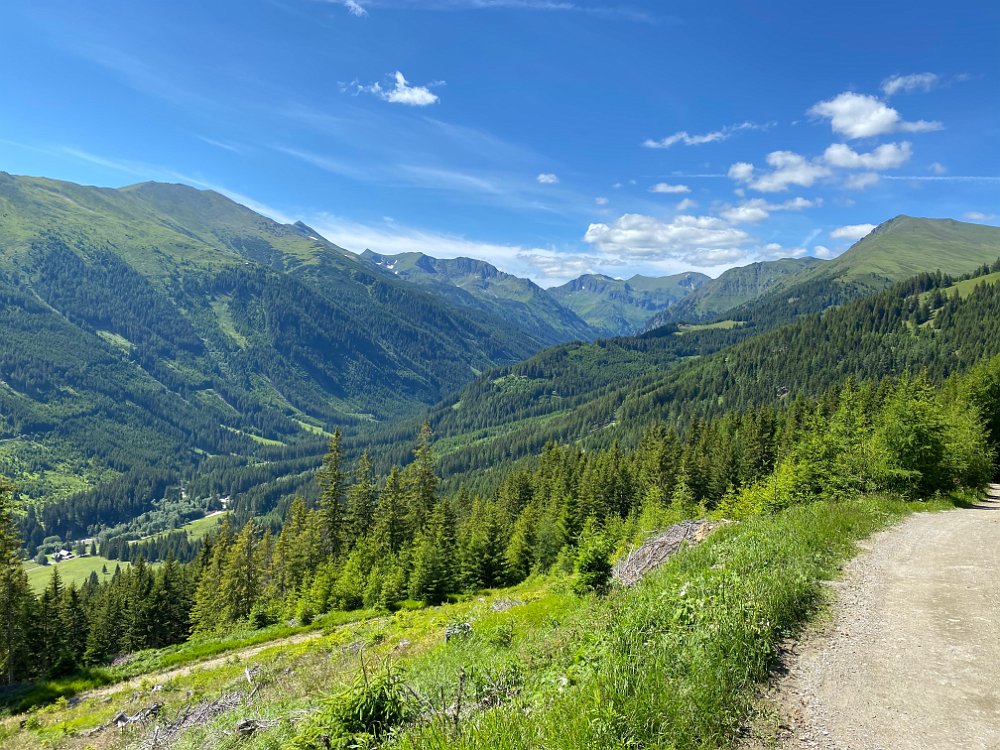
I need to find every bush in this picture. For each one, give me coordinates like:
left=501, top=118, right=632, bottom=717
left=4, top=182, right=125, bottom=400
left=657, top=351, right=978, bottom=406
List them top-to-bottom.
left=574, top=538, right=613, bottom=595
left=288, top=670, right=415, bottom=749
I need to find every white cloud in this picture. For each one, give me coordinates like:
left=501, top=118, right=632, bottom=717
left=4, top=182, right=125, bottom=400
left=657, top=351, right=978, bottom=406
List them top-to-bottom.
left=340, top=0, right=369, bottom=16
left=331, top=1, right=654, bottom=23
left=361, top=71, right=440, bottom=106
left=882, top=73, right=939, bottom=97
left=809, top=92, right=942, bottom=139
left=642, top=121, right=767, bottom=149
left=823, top=141, right=912, bottom=169
left=742, top=151, right=832, bottom=192
left=728, top=162, right=754, bottom=182
left=930, top=162, right=946, bottom=175
left=844, top=172, right=881, bottom=190
left=537, top=173, right=560, bottom=184
left=649, top=182, right=690, bottom=194
left=595, top=196, right=609, bottom=206
left=720, top=197, right=819, bottom=224
left=675, top=198, right=698, bottom=211
left=722, top=203, right=770, bottom=224
left=964, top=211, right=997, bottom=222
left=309, top=213, right=599, bottom=286
left=583, top=213, right=752, bottom=266
left=830, top=223, right=877, bottom=241
left=760, top=243, right=807, bottom=260
left=813, top=245, right=838, bottom=259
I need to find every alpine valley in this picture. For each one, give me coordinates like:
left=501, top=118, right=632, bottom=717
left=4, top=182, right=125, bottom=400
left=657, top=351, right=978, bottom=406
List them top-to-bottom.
left=3, top=173, right=1000, bottom=750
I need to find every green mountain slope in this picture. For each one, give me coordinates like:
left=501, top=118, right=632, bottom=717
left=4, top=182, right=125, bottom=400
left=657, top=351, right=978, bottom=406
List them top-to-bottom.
left=0, top=173, right=575, bottom=507
left=825, top=215, right=1000, bottom=280
left=379, top=217, right=1000, bottom=480
left=361, top=250, right=596, bottom=344
left=645, top=257, right=822, bottom=327
left=550, top=272, right=708, bottom=336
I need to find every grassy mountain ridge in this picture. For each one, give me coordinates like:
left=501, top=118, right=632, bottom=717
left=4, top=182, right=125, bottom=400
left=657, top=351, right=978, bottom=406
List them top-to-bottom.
left=0, top=173, right=586, bottom=509
left=371, top=218, right=1000, bottom=481
left=361, top=250, right=596, bottom=345
left=644, top=257, right=822, bottom=328
left=550, top=271, right=708, bottom=336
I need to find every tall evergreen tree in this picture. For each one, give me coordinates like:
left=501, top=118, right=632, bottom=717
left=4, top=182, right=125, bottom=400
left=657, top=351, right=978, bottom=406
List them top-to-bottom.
left=404, top=422, right=439, bottom=535
left=317, top=428, right=346, bottom=558
left=344, top=451, right=378, bottom=550
left=0, top=477, right=30, bottom=684
left=408, top=498, right=457, bottom=605
left=220, top=521, right=259, bottom=622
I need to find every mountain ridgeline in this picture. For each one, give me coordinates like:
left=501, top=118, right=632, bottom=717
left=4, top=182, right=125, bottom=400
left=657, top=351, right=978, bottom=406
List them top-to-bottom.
left=2, top=169, right=1000, bottom=559
left=0, top=173, right=605, bottom=508
left=372, top=217, right=1000, bottom=483
left=549, top=272, right=708, bottom=336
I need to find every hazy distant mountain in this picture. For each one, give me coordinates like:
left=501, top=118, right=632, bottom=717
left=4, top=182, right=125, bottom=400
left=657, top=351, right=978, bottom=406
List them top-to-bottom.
left=361, top=250, right=596, bottom=344
left=550, top=272, right=708, bottom=336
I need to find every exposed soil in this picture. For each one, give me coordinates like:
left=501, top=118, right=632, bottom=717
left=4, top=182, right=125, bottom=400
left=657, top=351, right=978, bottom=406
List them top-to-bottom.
left=753, top=485, right=1000, bottom=749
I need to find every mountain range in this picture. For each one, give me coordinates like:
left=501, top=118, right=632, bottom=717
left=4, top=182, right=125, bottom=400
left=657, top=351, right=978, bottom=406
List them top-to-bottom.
left=2, top=170, right=999, bottom=536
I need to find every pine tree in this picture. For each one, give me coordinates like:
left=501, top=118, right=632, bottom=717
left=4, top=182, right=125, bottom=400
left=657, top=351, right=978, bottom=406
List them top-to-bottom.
left=404, top=423, right=439, bottom=535
left=317, top=428, right=346, bottom=558
left=344, top=451, right=378, bottom=551
left=371, top=466, right=407, bottom=555
left=0, top=477, right=31, bottom=684
left=408, top=499, right=457, bottom=605
left=190, top=519, right=233, bottom=632
left=220, top=521, right=259, bottom=622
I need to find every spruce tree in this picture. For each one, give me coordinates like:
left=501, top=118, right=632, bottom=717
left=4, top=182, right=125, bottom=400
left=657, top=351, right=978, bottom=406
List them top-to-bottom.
left=404, top=423, right=439, bottom=535
left=317, top=428, right=346, bottom=558
left=344, top=451, right=378, bottom=550
left=371, top=466, right=407, bottom=555
left=0, top=477, right=30, bottom=684
left=408, top=499, right=457, bottom=605
left=220, top=521, right=259, bottom=623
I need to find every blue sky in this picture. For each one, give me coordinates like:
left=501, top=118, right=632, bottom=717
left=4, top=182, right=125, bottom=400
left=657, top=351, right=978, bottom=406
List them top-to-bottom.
left=1, top=0, right=998, bottom=286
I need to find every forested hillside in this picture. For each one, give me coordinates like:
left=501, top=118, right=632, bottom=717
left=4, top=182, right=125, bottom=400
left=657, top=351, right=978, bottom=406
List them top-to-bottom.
left=0, top=173, right=594, bottom=512
left=361, top=251, right=596, bottom=344
left=645, top=256, right=821, bottom=327
left=383, top=257, right=1000, bottom=484
left=549, top=272, right=708, bottom=336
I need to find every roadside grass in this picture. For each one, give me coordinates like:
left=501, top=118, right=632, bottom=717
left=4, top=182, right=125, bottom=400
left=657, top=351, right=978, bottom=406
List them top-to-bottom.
left=0, top=495, right=962, bottom=750
left=386, top=495, right=952, bottom=749
left=0, top=609, right=379, bottom=716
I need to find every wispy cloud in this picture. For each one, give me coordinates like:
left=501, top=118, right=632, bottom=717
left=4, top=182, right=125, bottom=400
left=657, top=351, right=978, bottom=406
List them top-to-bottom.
left=329, top=0, right=369, bottom=16
left=328, top=1, right=656, bottom=23
left=356, top=71, right=442, bottom=106
left=882, top=72, right=939, bottom=97
left=642, top=121, right=769, bottom=149
left=196, top=135, right=244, bottom=154
left=537, top=173, right=560, bottom=184
left=879, top=174, right=1000, bottom=182
left=649, top=182, right=690, bottom=194
left=830, top=223, right=876, bottom=241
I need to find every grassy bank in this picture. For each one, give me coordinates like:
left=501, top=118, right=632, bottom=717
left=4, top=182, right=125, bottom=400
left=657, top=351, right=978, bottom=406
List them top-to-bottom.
left=0, top=495, right=956, bottom=750
left=382, top=496, right=941, bottom=749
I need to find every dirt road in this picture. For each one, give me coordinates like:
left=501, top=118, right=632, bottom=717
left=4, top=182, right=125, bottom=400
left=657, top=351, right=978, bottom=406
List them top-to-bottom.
left=764, top=485, right=1000, bottom=749
left=86, top=629, right=329, bottom=700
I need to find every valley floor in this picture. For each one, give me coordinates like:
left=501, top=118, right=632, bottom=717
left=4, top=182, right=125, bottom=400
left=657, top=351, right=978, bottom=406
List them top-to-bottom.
left=754, top=484, right=1000, bottom=750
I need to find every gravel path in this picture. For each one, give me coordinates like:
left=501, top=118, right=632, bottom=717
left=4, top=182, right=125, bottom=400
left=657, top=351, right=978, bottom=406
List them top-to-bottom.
left=764, top=485, right=1000, bottom=750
